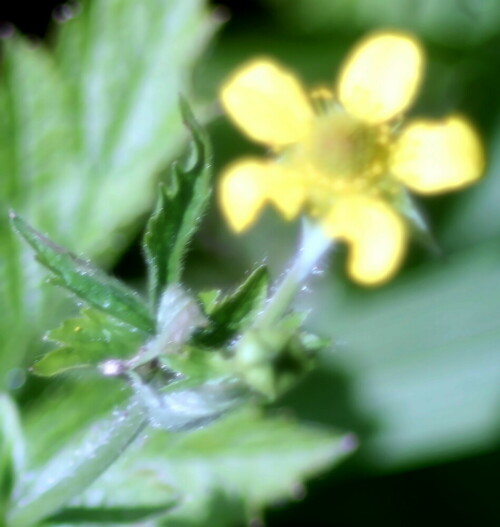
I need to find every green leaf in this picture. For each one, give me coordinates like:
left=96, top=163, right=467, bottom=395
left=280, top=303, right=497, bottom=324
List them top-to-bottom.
left=0, top=0, right=215, bottom=387
left=48, top=0, right=215, bottom=257
left=143, top=100, right=213, bottom=308
left=11, top=213, right=155, bottom=335
left=296, top=239, right=500, bottom=470
left=195, top=266, right=269, bottom=348
left=33, top=308, right=146, bottom=376
left=23, top=378, right=129, bottom=467
left=0, top=394, right=25, bottom=514
left=7, top=400, right=147, bottom=527
left=77, top=409, right=353, bottom=526
left=47, top=503, right=178, bottom=524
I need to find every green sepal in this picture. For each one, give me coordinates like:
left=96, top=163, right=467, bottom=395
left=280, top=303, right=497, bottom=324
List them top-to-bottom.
left=143, top=99, right=213, bottom=308
left=394, top=189, right=442, bottom=256
left=10, top=213, right=155, bottom=334
left=195, top=266, right=269, bottom=348
left=197, top=289, right=221, bottom=315
left=32, top=308, right=147, bottom=376
left=232, top=314, right=322, bottom=400
left=159, top=346, right=235, bottom=389
left=46, top=502, right=178, bottom=524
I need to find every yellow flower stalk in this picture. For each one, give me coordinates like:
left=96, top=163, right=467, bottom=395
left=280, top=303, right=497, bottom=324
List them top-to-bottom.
left=218, top=32, right=484, bottom=285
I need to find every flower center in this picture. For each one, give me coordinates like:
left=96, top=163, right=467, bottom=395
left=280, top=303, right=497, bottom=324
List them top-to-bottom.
left=296, top=111, right=390, bottom=192
left=311, top=113, right=383, bottom=177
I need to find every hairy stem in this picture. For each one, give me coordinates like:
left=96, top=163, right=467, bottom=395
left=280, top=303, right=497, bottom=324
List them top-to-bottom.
left=259, top=220, right=333, bottom=328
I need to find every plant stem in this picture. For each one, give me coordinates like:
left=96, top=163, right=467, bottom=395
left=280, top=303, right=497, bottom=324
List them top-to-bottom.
left=259, top=220, right=333, bottom=328
left=7, top=401, right=146, bottom=527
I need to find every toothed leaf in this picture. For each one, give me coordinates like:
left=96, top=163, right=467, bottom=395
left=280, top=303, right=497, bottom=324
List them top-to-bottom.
left=143, top=100, right=213, bottom=308
left=11, top=214, right=154, bottom=334
left=195, top=266, right=269, bottom=348
left=33, top=309, right=146, bottom=376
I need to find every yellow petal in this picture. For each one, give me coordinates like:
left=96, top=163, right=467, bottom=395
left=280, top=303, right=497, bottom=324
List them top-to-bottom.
left=338, top=32, right=424, bottom=124
left=220, top=59, right=313, bottom=147
left=391, top=116, right=484, bottom=194
left=219, top=159, right=269, bottom=232
left=266, top=164, right=306, bottom=220
left=322, top=196, right=406, bottom=285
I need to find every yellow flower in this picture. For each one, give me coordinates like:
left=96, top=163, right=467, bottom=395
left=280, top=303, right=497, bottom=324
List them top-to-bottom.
left=218, top=32, right=484, bottom=285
